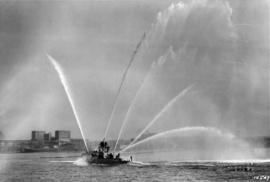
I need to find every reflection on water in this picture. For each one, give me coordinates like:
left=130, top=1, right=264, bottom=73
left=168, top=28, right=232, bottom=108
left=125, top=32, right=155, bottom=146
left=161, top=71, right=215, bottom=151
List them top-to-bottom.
left=0, top=153, right=270, bottom=182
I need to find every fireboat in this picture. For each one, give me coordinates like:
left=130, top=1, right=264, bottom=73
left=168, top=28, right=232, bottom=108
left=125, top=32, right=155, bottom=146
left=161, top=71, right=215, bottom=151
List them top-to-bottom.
left=82, top=139, right=131, bottom=165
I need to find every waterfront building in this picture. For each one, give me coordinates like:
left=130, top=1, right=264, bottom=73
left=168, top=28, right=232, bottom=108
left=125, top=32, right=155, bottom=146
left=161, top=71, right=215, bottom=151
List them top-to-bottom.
left=55, top=130, right=71, bottom=145
left=55, top=130, right=71, bottom=141
left=0, top=131, right=3, bottom=140
left=31, top=131, right=45, bottom=141
left=44, top=132, right=52, bottom=142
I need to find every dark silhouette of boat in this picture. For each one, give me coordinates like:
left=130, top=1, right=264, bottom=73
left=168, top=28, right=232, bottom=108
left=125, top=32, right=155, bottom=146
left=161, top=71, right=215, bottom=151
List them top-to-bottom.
left=82, top=139, right=131, bottom=165
left=21, top=146, right=58, bottom=153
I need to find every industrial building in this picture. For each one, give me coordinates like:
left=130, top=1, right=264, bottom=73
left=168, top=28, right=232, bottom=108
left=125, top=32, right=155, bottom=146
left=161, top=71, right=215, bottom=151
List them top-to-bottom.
left=55, top=130, right=71, bottom=142
left=0, top=131, right=3, bottom=140
left=31, top=131, right=46, bottom=141
left=44, top=132, right=52, bottom=142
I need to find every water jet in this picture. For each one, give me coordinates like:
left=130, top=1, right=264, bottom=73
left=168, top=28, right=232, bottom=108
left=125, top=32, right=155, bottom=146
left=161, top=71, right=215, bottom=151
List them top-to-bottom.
left=47, top=54, right=90, bottom=152
left=123, top=84, right=194, bottom=151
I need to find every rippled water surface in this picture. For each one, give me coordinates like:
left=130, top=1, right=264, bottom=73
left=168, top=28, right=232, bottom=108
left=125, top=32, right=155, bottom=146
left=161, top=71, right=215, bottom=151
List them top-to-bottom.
left=0, top=153, right=270, bottom=182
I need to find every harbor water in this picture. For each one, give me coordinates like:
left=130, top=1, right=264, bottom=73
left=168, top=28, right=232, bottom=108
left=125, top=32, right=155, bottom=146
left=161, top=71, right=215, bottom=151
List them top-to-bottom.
left=0, top=153, right=270, bottom=182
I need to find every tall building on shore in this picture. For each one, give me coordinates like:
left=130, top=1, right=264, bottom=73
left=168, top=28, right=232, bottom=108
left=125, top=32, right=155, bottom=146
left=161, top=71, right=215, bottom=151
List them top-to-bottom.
left=0, top=130, right=89, bottom=153
left=55, top=130, right=71, bottom=143
left=31, top=131, right=45, bottom=141
left=44, top=132, right=52, bottom=142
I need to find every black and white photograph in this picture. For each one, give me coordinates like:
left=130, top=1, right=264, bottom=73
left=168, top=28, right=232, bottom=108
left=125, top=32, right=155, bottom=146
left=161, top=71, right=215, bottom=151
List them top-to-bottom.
left=0, top=0, right=269, bottom=181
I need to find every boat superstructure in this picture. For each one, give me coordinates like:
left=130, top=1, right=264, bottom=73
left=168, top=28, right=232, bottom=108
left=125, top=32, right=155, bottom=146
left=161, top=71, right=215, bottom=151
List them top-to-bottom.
left=83, top=139, right=131, bottom=165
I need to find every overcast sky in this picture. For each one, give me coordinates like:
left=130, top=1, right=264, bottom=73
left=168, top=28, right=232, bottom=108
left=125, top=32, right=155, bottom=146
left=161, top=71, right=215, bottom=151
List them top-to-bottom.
left=0, top=0, right=269, bottom=140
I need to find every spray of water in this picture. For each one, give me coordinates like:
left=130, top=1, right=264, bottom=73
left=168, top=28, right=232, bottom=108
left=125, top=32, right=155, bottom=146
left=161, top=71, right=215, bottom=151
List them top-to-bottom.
left=104, top=33, right=146, bottom=139
left=47, top=54, right=90, bottom=152
left=113, top=63, right=155, bottom=153
left=122, top=85, right=194, bottom=152
left=121, top=126, right=235, bottom=152
left=73, top=157, right=89, bottom=166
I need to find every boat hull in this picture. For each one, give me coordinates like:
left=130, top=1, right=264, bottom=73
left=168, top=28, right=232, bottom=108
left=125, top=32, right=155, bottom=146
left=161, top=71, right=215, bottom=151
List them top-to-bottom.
left=88, top=158, right=129, bottom=165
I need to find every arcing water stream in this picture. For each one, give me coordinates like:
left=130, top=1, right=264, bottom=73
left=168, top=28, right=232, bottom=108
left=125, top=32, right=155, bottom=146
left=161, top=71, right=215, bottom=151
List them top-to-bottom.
left=103, top=33, right=146, bottom=139
left=47, top=54, right=89, bottom=152
left=113, top=62, right=155, bottom=153
left=122, top=84, right=194, bottom=152
left=120, top=126, right=255, bottom=161
left=121, top=126, right=235, bottom=152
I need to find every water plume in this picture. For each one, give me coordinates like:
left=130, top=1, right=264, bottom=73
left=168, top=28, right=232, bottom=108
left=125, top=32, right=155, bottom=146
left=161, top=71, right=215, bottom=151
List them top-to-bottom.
left=104, top=33, right=146, bottom=139
left=47, top=54, right=89, bottom=152
left=113, top=62, right=155, bottom=153
left=122, top=85, right=193, bottom=152
left=121, top=126, right=254, bottom=161
left=122, top=126, right=235, bottom=152
left=73, top=157, right=89, bottom=166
